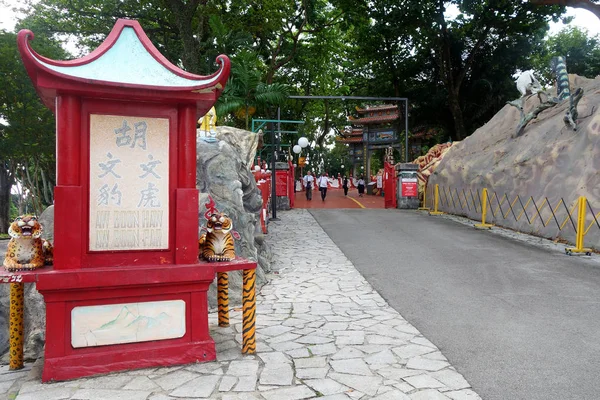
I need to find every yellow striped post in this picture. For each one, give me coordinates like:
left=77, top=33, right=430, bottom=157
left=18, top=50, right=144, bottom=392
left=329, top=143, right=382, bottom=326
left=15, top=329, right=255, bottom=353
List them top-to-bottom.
left=418, top=184, right=430, bottom=211
left=429, top=184, right=444, bottom=215
left=475, top=188, right=493, bottom=229
left=566, top=196, right=592, bottom=256
left=241, top=268, right=256, bottom=354
left=217, top=272, right=230, bottom=327
left=9, top=282, right=24, bottom=370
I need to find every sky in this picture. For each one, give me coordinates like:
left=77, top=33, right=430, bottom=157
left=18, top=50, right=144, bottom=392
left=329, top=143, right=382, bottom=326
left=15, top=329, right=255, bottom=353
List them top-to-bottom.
left=2, top=2, right=600, bottom=36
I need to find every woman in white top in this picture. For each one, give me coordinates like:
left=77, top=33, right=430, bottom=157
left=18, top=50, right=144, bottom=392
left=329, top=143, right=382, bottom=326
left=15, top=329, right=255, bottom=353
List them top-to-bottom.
left=303, top=171, right=314, bottom=200
left=357, top=176, right=365, bottom=197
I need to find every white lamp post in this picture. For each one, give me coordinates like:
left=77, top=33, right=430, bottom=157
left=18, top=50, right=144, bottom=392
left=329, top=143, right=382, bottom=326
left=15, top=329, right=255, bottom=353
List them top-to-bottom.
left=298, top=136, right=309, bottom=149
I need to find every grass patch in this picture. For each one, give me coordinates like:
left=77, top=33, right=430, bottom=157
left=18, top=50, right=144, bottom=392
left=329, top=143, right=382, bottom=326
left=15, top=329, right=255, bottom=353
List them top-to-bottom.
left=0, top=233, right=9, bottom=239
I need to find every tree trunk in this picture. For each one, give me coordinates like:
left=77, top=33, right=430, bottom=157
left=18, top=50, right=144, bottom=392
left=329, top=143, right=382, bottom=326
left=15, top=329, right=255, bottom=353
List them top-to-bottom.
left=447, top=88, right=467, bottom=141
left=0, top=162, right=14, bottom=233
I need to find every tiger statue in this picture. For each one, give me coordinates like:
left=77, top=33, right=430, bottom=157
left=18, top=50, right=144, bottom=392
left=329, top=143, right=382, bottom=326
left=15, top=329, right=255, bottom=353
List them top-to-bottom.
left=198, top=212, right=236, bottom=262
left=3, top=215, right=53, bottom=272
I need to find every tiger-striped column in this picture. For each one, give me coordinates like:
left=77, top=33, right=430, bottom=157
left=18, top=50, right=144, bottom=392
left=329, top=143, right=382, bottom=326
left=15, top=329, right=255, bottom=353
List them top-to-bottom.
left=242, top=268, right=256, bottom=354
left=217, top=272, right=230, bottom=327
left=9, top=282, right=24, bottom=370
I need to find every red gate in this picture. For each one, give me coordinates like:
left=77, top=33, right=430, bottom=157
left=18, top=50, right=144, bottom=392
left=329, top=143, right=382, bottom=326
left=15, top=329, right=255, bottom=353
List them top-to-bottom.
left=384, top=161, right=396, bottom=208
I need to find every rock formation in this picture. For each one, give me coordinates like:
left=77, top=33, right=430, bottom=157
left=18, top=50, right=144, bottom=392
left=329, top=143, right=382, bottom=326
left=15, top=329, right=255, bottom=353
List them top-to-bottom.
left=429, top=75, right=600, bottom=249
left=0, top=125, right=272, bottom=362
left=197, top=126, right=272, bottom=307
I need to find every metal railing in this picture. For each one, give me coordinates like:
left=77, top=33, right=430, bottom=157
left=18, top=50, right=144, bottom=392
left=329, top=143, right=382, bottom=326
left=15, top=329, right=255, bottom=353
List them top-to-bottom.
left=424, top=184, right=600, bottom=255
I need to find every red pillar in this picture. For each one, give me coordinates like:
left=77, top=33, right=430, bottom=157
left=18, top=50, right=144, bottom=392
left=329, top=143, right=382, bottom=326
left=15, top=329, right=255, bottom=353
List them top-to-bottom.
left=54, top=95, right=83, bottom=269
left=176, top=104, right=200, bottom=264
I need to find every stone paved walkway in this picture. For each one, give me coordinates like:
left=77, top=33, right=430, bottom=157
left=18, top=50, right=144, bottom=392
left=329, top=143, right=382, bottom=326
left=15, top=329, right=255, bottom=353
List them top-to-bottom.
left=3, top=209, right=481, bottom=399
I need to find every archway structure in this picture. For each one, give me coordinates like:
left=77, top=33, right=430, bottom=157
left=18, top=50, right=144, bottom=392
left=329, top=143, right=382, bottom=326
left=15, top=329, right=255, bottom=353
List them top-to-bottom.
left=285, top=96, right=409, bottom=179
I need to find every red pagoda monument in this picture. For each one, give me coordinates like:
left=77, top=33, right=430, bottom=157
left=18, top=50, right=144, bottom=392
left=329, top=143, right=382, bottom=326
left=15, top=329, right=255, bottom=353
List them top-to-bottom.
left=13, top=18, right=260, bottom=383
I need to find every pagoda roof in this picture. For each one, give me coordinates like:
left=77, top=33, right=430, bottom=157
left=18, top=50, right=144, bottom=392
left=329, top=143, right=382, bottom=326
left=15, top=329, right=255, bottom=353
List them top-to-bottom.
left=18, top=19, right=230, bottom=114
left=356, top=104, right=398, bottom=114
left=348, top=113, right=399, bottom=125
left=343, top=127, right=363, bottom=136
left=336, top=136, right=363, bottom=143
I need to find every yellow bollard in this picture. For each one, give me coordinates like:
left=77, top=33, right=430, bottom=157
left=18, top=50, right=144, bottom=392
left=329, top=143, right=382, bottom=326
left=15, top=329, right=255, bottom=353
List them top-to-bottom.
left=418, top=184, right=430, bottom=211
left=429, top=184, right=444, bottom=215
left=475, top=188, right=493, bottom=229
left=565, top=196, right=592, bottom=256
left=241, top=269, right=256, bottom=354
left=217, top=272, right=230, bottom=327
left=9, top=282, right=24, bottom=370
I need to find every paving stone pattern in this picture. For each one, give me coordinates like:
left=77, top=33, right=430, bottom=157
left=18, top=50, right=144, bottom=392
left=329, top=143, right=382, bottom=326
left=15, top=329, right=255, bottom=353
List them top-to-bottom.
left=3, top=209, right=481, bottom=399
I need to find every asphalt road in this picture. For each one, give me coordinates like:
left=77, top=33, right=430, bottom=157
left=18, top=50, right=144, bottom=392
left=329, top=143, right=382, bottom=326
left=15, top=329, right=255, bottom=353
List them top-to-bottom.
left=310, top=208, right=600, bottom=400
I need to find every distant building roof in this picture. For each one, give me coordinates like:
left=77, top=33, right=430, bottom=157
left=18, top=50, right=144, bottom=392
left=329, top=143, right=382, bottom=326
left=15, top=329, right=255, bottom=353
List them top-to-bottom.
left=356, top=104, right=398, bottom=114
left=349, top=113, right=399, bottom=125
left=336, top=136, right=363, bottom=143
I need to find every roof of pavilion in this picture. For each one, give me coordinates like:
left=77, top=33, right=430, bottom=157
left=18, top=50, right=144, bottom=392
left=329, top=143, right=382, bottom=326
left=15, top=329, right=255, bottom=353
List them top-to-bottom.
left=17, top=18, right=230, bottom=112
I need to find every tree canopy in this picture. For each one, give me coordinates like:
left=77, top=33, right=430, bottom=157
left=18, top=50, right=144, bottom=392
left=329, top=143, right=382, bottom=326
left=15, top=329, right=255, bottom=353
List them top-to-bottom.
left=5, top=0, right=600, bottom=227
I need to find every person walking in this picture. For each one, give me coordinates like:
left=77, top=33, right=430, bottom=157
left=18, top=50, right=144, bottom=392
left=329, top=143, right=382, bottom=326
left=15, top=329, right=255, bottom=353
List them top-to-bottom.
left=303, top=171, right=314, bottom=200
left=318, top=172, right=329, bottom=201
left=342, top=176, right=349, bottom=196
left=357, top=176, right=365, bottom=197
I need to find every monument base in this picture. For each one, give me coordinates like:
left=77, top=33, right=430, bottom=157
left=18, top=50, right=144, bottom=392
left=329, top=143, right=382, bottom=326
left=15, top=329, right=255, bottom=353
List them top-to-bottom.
left=36, top=263, right=216, bottom=382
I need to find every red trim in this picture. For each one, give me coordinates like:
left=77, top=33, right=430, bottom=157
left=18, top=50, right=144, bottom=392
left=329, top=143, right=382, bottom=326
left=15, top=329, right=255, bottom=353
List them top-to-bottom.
left=37, top=264, right=217, bottom=382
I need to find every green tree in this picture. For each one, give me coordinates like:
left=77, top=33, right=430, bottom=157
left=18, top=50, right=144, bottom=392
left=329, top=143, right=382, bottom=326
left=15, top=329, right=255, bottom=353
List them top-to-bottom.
left=530, top=0, right=600, bottom=21
left=422, top=1, right=565, bottom=140
left=532, top=26, right=600, bottom=84
left=0, top=30, right=66, bottom=230
left=216, top=51, right=289, bottom=130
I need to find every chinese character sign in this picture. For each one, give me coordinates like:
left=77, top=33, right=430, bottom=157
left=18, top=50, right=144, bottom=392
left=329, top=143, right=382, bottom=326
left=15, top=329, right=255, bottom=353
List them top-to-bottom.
left=89, top=115, right=169, bottom=251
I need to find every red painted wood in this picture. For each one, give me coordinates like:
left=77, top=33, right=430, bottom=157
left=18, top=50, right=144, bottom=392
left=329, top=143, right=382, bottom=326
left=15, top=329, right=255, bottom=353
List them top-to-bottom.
left=56, top=95, right=81, bottom=185
left=178, top=104, right=197, bottom=188
left=384, top=162, right=397, bottom=209
left=53, top=186, right=83, bottom=269
left=175, top=189, right=200, bottom=265
left=213, top=258, right=257, bottom=273
left=36, top=264, right=214, bottom=291
left=37, top=264, right=215, bottom=381
left=0, top=268, right=47, bottom=284
left=191, top=291, right=211, bottom=342
left=43, top=300, right=66, bottom=359
left=42, top=340, right=216, bottom=382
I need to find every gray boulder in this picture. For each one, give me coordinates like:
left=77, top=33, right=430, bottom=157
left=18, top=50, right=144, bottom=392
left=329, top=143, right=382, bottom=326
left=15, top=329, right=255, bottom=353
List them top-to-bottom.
left=198, top=126, right=271, bottom=309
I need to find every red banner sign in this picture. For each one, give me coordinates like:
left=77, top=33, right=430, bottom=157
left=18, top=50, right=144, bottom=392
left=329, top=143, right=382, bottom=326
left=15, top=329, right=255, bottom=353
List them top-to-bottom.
left=276, top=171, right=288, bottom=196
left=401, top=180, right=418, bottom=197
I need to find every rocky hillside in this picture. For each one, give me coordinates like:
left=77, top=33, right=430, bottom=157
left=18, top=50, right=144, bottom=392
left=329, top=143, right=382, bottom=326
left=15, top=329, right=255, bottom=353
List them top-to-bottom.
left=429, top=75, right=600, bottom=249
